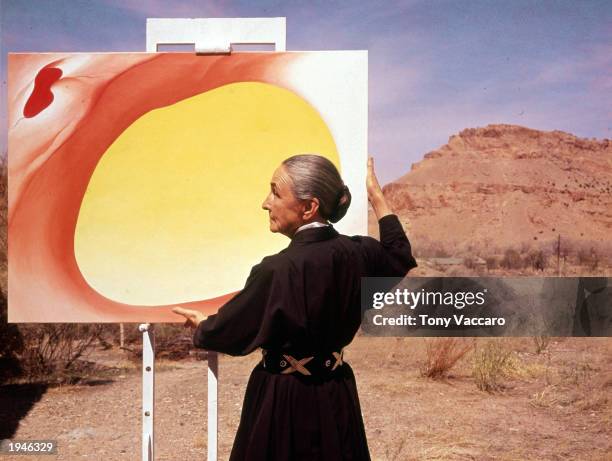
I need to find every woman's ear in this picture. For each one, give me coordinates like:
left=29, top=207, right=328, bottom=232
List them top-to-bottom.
left=302, top=197, right=320, bottom=220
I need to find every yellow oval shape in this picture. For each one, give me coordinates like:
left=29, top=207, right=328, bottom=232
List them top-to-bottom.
left=75, top=82, right=339, bottom=305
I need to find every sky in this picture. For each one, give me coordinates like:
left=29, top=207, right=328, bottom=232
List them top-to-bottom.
left=1, top=0, right=611, bottom=184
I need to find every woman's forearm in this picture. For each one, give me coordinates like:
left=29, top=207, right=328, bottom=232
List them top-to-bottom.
left=367, top=156, right=397, bottom=220
left=370, top=193, right=393, bottom=220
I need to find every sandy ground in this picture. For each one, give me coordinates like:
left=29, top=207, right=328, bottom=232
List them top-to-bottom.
left=1, top=336, right=611, bottom=461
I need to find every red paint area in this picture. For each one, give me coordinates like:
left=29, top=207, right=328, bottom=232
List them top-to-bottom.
left=9, top=53, right=296, bottom=322
left=23, top=66, right=63, bottom=118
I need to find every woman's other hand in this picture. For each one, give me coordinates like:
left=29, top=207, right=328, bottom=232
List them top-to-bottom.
left=366, top=156, right=392, bottom=219
left=366, top=156, right=384, bottom=201
left=172, top=307, right=207, bottom=328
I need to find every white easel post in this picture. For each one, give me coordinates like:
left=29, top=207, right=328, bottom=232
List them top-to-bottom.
left=145, top=17, right=286, bottom=461
left=139, top=323, right=155, bottom=461
left=206, top=351, right=218, bottom=460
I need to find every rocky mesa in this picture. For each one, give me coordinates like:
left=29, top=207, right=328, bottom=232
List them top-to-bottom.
left=372, top=124, right=612, bottom=264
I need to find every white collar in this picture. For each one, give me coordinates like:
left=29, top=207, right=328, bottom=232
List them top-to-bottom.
left=295, top=221, right=330, bottom=234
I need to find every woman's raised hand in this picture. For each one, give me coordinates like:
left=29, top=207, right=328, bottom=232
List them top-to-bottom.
left=366, top=156, right=392, bottom=219
left=366, top=157, right=384, bottom=202
left=172, top=306, right=207, bottom=328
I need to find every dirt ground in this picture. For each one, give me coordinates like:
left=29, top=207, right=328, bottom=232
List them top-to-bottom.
left=1, top=335, right=610, bottom=461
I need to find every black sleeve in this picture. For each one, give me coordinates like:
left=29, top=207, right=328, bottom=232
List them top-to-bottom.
left=363, top=214, right=417, bottom=277
left=192, top=256, right=284, bottom=356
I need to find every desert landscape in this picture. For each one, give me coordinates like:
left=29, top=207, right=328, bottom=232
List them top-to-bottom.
left=1, top=124, right=611, bottom=460
left=371, top=124, right=612, bottom=278
left=1, top=335, right=611, bottom=460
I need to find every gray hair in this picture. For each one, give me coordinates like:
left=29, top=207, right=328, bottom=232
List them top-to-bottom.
left=282, top=154, right=351, bottom=223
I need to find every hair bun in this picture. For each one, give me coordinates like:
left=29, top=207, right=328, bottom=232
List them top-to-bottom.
left=329, top=184, right=352, bottom=223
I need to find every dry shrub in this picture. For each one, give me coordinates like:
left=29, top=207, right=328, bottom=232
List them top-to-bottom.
left=0, top=154, right=6, bottom=268
left=0, top=156, right=15, bottom=383
left=414, top=236, right=452, bottom=258
left=560, top=238, right=611, bottom=271
left=431, top=245, right=451, bottom=258
left=577, top=247, right=599, bottom=271
left=500, top=249, right=522, bottom=270
left=524, top=250, right=548, bottom=271
left=462, top=256, right=487, bottom=275
left=463, top=256, right=476, bottom=269
left=485, top=256, right=498, bottom=270
left=0, top=293, right=23, bottom=383
left=17, top=324, right=104, bottom=383
left=120, top=324, right=193, bottom=361
left=150, top=324, right=194, bottom=360
left=533, top=336, right=551, bottom=354
left=420, top=338, right=473, bottom=379
left=472, top=340, right=515, bottom=392
left=559, top=360, right=595, bottom=386
left=529, top=385, right=559, bottom=408
left=576, top=393, right=608, bottom=412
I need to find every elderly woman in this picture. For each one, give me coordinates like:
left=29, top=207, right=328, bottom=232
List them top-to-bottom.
left=174, top=154, right=417, bottom=460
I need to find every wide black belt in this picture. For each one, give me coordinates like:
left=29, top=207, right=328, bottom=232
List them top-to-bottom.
left=261, top=349, right=345, bottom=376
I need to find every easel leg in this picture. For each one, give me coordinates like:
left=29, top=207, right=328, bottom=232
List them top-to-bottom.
left=140, top=324, right=155, bottom=461
left=207, top=351, right=218, bottom=461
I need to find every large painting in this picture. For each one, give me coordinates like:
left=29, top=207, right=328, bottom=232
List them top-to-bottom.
left=8, top=51, right=367, bottom=322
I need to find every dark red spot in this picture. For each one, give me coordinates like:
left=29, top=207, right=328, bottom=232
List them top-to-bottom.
left=23, top=67, right=63, bottom=118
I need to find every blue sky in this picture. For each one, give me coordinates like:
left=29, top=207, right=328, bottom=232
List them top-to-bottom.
left=1, top=0, right=610, bottom=184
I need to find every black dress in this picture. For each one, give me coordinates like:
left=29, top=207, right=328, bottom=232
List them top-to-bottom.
left=193, top=214, right=417, bottom=460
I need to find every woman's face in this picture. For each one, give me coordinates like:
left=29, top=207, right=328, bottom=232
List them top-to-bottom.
left=261, top=165, right=307, bottom=237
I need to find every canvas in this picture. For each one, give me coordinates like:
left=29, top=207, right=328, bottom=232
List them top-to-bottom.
left=8, top=51, right=368, bottom=322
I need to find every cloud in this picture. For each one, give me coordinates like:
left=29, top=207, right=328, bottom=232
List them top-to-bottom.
left=524, top=42, right=612, bottom=91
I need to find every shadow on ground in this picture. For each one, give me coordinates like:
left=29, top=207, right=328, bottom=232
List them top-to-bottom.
left=0, top=383, right=49, bottom=439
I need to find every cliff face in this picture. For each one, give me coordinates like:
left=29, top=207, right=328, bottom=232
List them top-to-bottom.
left=373, top=124, right=612, bottom=257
